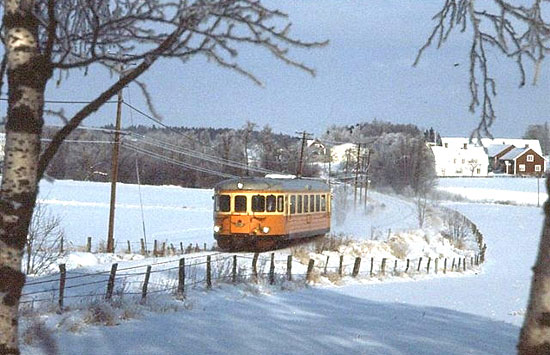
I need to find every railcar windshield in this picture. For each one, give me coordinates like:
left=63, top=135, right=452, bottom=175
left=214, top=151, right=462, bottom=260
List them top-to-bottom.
left=215, top=195, right=230, bottom=212
left=234, top=195, right=247, bottom=212
left=252, top=195, right=266, bottom=212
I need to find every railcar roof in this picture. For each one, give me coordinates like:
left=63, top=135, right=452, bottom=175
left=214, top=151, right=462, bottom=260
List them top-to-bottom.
left=214, top=177, right=330, bottom=193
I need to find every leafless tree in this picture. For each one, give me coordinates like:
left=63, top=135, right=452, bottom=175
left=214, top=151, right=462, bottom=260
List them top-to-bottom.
left=0, top=1, right=326, bottom=352
left=417, top=1, right=550, bottom=353
left=467, top=159, right=481, bottom=176
left=24, top=203, right=64, bottom=276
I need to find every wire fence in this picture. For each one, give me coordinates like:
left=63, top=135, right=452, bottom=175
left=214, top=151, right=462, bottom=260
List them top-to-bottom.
left=20, top=246, right=486, bottom=312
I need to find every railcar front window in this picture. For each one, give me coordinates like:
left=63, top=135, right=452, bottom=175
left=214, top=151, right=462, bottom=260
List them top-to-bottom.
left=216, top=195, right=230, bottom=212
left=235, top=195, right=247, bottom=212
left=252, top=195, right=266, bottom=212
left=266, top=195, right=276, bottom=212
left=290, top=195, right=296, bottom=214
left=297, top=195, right=303, bottom=213
left=321, top=195, right=326, bottom=212
left=277, top=196, right=284, bottom=212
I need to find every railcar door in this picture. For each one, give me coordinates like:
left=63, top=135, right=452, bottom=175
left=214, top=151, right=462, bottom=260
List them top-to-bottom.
left=230, top=194, right=251, bottom=234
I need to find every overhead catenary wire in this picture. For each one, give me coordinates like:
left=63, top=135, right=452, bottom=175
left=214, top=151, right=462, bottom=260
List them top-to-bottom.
left=125, top=131, right=278, bottom=175
left=123, top=142, right=239, bottom=178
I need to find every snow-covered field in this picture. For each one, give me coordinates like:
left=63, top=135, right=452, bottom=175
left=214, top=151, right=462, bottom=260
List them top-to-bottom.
left=437, top=176, right=547, bottom=206
left=20, top=177, right=544, bottom=354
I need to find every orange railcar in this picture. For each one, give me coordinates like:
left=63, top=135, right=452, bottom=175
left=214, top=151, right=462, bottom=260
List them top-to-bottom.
left=213, top=177, right=331, bottom=250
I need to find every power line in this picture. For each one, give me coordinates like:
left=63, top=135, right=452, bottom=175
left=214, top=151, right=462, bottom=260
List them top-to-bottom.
left=126, top=132, right=277, bottom=175
left=122, top=142, right=238, bottom=178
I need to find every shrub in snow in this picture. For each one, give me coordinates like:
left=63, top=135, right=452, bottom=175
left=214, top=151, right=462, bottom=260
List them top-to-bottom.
left=84, top=302, right=117, bottom=326
left=21, top=318, right=57, bottom=354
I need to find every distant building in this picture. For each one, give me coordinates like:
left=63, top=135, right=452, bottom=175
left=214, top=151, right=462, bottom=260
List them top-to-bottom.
left=430, top=139, right=488, bottom=177
left=498, top=147, right=545, bottom=176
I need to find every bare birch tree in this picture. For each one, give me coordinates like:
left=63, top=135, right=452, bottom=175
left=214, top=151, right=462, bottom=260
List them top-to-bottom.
left=0, top=1, right=326, bottom=353
left=417, top=1, right=550, bottom=353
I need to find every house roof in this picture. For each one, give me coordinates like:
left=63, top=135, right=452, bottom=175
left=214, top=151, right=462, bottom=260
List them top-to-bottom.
left=486, top=144, right=514, bottom=158
left=499, top=147, right=530, bottom=161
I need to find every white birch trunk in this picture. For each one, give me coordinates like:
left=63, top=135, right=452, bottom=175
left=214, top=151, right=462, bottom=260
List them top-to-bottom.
left=0, top=1, right=47, bottom=353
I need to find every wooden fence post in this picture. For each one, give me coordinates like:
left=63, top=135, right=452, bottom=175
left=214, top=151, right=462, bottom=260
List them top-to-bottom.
left=60, top=236, right=64, bottom=254
left=86, top=237, right=92, bottom=253
left=140, top=239, right=145, bottom=255
left=127, top=240, right=131, bottom=254
left=153, top=240, right=158, bottom=257
left=161, top=242, right=166, bottom=256
left=180, top=242, right=184, bottom=254
left=204, top=243, right=207, bottom=251
left=252, top=253, right=259, bottom=281
left=269, top=253, right=275, bottom=285
left=206, top=255, right=212, bottom=289
left=232, top=255, right=237, bottom=283
left=287, top=255, right=293, bottom=281
left=324, top=255, right=329, bottom=275
left=338, top=255, right=343, bottom=277
left=470, top=256, right=474, bottom=268
left=352, top=257, right=361, bottom=277
left=370, top=257, right=374, bottom=276
left=417, top=257, right=422, bottom=272
left=426, top=257, right=431, bottom=274
left=463, top=257, right=466, bottom=271
left=178, top=258, right=185, bottom=297
left=381, top=258, right=386, bottom=275
left=435, top=258, right=438, bottom=274
left=444, top=258, right=447, bottom=274
left=452, top=258, right=456, bottom=271
left=458, top=258, right=462, bottom=270
left=306, top=259, right=315, bottom=281
left=405, top=259, right=410, bottom=273
left=394, top=260, right=398, bottom=275
left=105, top=263, right=118, bottom=300
left=58, top=264, right=66, bottom=310
left=142, top=265, right=152, bottom=302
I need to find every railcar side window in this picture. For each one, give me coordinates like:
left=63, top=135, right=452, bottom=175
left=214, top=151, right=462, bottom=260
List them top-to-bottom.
left=310, top=194, right=315, bottom=212
left=216, top=195, right=230, bottom=212
left=235, top=195, right=247, bottom=212
left=252, top=195, right=266, bottom=212
left=266, top=195, right=276, bottom=212
left=290, top=195, right=296, bottom=214
left=297, top=195, right=303, bottom=213
left=304, top=195, right=309, bottom=212
left=315, top=195, right=320, bottom=212
left=321, top=195, right=326, bottom=212
left=277, top=196, right=284, bottom=212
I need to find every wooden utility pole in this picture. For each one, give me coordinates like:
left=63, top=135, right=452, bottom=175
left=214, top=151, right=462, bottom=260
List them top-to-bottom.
left=107, top=81, right=124, bottom=253
left=296, top=131, right=312, bottom=177
left=353, top=143, right=361, bottom=208
left=363, top=149, right=371, bottom=211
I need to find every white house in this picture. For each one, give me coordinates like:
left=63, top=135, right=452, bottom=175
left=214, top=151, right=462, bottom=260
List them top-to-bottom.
left=430, top=139, right=489, bottom=177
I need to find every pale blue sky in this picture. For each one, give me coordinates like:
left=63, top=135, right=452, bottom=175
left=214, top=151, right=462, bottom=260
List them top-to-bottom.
left=15, top=0, right=550, bottom=138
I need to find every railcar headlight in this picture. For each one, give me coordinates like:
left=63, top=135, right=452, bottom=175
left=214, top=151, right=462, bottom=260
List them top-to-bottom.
left=213, top=225, right=221, bottom=233
left=262, top=226, right=270, bottom=234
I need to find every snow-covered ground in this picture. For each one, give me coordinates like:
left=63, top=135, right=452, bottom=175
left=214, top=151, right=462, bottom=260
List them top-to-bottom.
left=437, top=176, right=547, bottom=206
left=20, top=178, right=544, bottom=354
left=37, top=180, right=420, bottom=250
